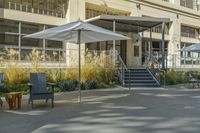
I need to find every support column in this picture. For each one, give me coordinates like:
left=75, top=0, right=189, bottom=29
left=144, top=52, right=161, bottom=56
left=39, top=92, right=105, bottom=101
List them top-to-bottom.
left=65, top=0, right=85, bottom=67
left=113, top=20, right=116, bottom=66
left=18, top=22, right=21, bottom=61
left=162, top=22, right=166, bottom=69
left=43, top=25, right=46, bottom=61
left=150, top=28, right=152, bottom=57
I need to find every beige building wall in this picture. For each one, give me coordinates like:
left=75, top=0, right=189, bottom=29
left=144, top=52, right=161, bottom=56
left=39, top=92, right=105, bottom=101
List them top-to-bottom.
left=2, top=0, right=200, bottom=68
left=82, top=0, right=200, bottom=68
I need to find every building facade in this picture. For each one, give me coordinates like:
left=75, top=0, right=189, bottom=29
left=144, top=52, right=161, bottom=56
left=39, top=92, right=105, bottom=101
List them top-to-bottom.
left=1, top=0, right=200, bottom=68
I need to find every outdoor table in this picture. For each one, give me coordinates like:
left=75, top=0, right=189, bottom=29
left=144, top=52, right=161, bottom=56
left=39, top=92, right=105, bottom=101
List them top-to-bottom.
left=5, top=92, right=22, bottom=109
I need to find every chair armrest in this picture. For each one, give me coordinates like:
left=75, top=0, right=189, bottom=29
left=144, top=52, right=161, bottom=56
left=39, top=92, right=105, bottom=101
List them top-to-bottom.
left=47, top=82, right=56, bottom=93
left=47, top=82, right=56, bottom=86
left=27, top=83, right=32, bottom=90
left=27, top=83, right=32, bottom=87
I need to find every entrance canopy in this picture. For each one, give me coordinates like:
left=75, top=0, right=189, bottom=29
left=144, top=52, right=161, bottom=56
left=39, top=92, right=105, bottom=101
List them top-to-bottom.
left=86, top=15, right=170, bottom=32
left=86, top=15, right=170, bottom=69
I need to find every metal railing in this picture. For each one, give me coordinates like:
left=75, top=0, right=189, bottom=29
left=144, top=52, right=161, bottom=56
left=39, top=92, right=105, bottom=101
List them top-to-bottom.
left=5, top=2, right=65, bottom=18
left=116, top=52, right=131, bottom=89
left=145, top=53, right=166, bottom=88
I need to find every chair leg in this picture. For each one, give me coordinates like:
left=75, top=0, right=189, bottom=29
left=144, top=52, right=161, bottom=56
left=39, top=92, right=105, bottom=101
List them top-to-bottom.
left=0, top=98, right=2, bottom=107
left=28, top=98, right=31, bottom=104
left=51, top=98, right=54, bottom=108
left=46, top=99, right=48, bottom=103
left=31, top=100, right=34, bottom=109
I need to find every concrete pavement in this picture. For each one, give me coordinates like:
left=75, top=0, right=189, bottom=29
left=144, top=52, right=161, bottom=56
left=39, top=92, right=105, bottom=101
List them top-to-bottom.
left=1, top=87, right=200, bottom=133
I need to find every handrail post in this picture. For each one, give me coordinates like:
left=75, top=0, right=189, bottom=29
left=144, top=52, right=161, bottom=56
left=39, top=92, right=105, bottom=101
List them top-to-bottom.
left=8, top=2, right=11, bottom=9
left=15, top=3, right=17, bottom=10
left=122, top=65, right=124, bottom=86
left=129, top=69, right=131, bottom=91
left=164, top=70, right=166, bottom=88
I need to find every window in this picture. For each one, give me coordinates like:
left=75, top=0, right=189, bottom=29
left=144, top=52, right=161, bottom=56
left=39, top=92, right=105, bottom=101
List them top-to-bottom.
left=0, top=0, right=4, bottom=8
left=4, top=0, right=68, bottom=18
left=162, top=0, right=169, bottom=2
left=180, top=0, right=193, bottom=9
left=86, top=3, right=130, bottom=19
left=0, top=19, right=19, bottom=33
left=21, top=22, right=43, bottom=34
left=151, top=24, right=169, bottom=34
left=181, top=25, right=199, bottom=38
left=0, top=34, right=18, bottom=46
left=21, top=38, right=43, bottom=47
left=46, top=40, right=63, bottom=49
left=180, top=43, right=199, bottom=65
left=134, top=46, right=139, bottom=57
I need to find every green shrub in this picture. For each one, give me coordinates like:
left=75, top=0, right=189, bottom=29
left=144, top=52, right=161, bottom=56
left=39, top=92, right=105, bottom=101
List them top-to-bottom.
left=46, top=69, right=61, bottom=82
left=162, top=69, right=185, bottom=85
left=59, top=80, right=77, bottom=91
left=86, top=80, right=98, bottom=89
left=80, top=82, right=88, bottom=90
left=5, top=84, right=29, bottom=95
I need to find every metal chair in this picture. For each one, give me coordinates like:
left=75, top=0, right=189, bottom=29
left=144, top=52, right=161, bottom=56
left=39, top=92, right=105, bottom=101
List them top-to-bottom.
left=184, top=71, right=199, bottom=89
left=28, top=73, right=55, bottom=109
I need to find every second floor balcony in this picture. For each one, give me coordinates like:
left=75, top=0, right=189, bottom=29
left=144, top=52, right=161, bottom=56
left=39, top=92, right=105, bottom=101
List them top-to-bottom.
left=0, top=1, right=68, bottom=18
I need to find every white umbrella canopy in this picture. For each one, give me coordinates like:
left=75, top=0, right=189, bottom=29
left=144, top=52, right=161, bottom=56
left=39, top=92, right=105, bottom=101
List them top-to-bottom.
left=25, top=20, right=129, bottom=103
left=25, top=20, right=129, bottom=43
left=180, top=43, right=200, bottom=52
left=0, top=51, right=5, bottom=55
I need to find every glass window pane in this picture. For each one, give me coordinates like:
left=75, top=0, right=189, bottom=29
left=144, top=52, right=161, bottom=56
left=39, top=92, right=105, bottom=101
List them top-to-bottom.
left=0, top=0, right=4, bottom=8
left=22, top=0, right=32, bottom=5
left=180, top=0, right=193, bottom=9
left=0, top=19, right=19, bottom=33
left=21, top=22, right=43, bottom=34
left=181, top=25, right=198, bottom=38
left=0, top=33, right=18, bottom=46
left=21, top=37, right=43, bottom=47
left=46, top=40, right=63, bottom=49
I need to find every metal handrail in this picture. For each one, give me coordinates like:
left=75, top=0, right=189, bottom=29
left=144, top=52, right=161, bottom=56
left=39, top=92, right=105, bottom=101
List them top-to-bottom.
left=116, top=52, right=131, bottom=90
left=145, top=53, right=166, bottom=88
left=118, top=55, right=128, bottom=71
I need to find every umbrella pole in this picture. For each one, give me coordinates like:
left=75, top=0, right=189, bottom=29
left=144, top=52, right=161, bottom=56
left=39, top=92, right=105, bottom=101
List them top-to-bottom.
left=78, top=30, right=81, bottom=103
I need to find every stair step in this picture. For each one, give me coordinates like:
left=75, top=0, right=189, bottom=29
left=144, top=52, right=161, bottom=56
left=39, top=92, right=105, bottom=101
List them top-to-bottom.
left=117, top=68, right=161, bottom=87
left=125, top=70, right=148, bottom=73
left=124, top=71, right=150, bottom=73
left=124, top=74, right=152, bottom=76
left=124, top=77, right=154, bottom=80
left=124, top=80, right=157, bottom=83
left=124, top=83, right=160, bottom=87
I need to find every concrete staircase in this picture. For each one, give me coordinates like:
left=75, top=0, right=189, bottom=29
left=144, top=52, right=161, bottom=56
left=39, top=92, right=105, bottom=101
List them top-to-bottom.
left=122, top=68, right=160, bottom=87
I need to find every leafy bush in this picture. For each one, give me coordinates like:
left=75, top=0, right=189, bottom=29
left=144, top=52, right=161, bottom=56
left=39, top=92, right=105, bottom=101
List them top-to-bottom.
left=27, top=48, right=45, bottom=72
left=0, top=49, right=116, bottom=94
left=64, top=68, right=78, bottom=80
left=46, top=69, right=61, bottom=82
left=161, top=69, right=185, bottom=85
left=59, top=80, right=78, bottom=91
left=86, top=80, right=98, bottom=89
left=80, top=82, right=88, bottom=90
left=5, top=84, right=29, bottom=95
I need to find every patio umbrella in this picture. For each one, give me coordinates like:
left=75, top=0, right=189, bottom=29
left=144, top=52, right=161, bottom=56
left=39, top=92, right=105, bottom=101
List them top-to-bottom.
left=25, top=20, right=129, bottom=102
left=180, top=43, right=200, bottom=52
left=0, top=51, right=5, bottom=55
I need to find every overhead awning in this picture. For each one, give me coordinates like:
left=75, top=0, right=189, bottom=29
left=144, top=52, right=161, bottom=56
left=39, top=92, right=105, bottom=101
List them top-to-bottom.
left=86, top=15, right=170, bottom=32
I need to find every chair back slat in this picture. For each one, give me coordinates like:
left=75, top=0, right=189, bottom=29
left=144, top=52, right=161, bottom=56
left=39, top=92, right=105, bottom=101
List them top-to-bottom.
left=0, top=73, right=3, bottom=83
left=30, top=73, right=47, bottom=94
